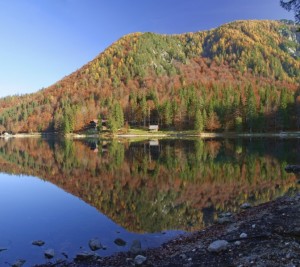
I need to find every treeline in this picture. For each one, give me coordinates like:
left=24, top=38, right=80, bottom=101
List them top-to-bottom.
left=0, top=20, right=299, bottom=133
left=0, top=81, right=299, bottom=133
left=125, top=82, right=300, bottom=132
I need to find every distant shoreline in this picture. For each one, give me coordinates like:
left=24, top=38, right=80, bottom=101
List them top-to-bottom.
left=1, top=131, right=300, bottom=139
left=117, top=132, right=300, bottom=139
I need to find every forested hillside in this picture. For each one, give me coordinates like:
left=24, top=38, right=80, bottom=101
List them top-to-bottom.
left=0, top=20, right=299, bottom=133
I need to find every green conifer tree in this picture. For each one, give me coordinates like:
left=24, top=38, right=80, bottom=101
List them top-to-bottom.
left=245, top=85, right=257, bottom=132
left=194, top=109, right=204, bottom=132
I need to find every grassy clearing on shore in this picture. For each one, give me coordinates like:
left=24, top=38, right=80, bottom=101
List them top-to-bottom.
left=119, top=128, right=300, bottom=138
left=3, top=129, right=300, bottom=140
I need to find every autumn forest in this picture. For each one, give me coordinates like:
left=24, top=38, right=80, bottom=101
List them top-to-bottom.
left=0, top=20, right=299, bottom=134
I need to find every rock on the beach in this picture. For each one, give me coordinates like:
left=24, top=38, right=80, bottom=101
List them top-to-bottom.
left=240, top=203, right=252, bottom=209
left=218, top=212, right=234, bottom=224
left=219, top=212, right=232, bottom=218
left=217, top=216, right=233, bottom=224
left=287, top=227, right=300, bottom=236
left=240, top=233, right=248, bottom=238
left=114, top=238, right=127, bottom=246
left=89, top=239, right=102, bottom=251
left=32, top=240, right=45, bottom=246
left=130, top=240, right=142, bottom=254
left=208, top=240, right=229, bottom=253
left=235, top=241, right=241, bottom=246
left=44, top=249, right=55, bottom=259
left=75, top=251, right=97, bottom=261
left=62, top=252, right=68, bottom=258
left=179, top=254, right=187, bottom=259
left=134, top=255, right=147, bottom=265
left=126, top=258, right=134, bottom=264
left=12, top=259, right=26, bottom=267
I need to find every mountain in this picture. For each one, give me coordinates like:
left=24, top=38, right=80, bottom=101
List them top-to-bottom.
left=0, top=20, right=299, bottom=133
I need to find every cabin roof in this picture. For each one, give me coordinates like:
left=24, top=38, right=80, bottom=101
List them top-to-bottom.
left=149, top=125, right=159, bottom=130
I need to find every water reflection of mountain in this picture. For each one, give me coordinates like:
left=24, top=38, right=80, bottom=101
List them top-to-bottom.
left=0, top=138, right=298, bottom=233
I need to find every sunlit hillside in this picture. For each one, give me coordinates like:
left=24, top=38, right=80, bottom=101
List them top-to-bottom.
left=0, top=20, right=299, bottom=133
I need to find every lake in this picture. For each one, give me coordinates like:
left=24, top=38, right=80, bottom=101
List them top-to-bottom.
left=0, top=137, right=299, bottom=266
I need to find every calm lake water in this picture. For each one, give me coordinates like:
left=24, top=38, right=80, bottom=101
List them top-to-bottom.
left=0, top=137, right=299, bottom=266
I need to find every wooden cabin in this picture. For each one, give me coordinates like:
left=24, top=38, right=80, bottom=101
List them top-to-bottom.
left=89, top=119, right=98, bottom=129
left=89, top=119, right=108, bottom=130
left=149, top=125, right=159, bottom=132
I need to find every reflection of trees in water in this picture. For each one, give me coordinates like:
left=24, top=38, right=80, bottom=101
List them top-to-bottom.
left=0, top=138, right=298, bottom=232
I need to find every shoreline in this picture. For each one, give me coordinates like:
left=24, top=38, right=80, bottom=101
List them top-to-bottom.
left=1, top=131, right=300, bottom=140
left=36, top=193, right=300, bottom=267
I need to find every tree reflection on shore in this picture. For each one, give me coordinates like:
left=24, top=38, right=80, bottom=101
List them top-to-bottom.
left=0, top=137, right=298, bottom=233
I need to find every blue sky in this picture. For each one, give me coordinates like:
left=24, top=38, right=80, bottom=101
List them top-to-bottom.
left=0, top=0, right=294, bottom=98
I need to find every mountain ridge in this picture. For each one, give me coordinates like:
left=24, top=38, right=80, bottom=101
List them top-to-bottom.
left=0, top=19, right=299, bottom=133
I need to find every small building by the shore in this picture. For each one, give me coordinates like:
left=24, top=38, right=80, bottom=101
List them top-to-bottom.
left=89, top=119, right=98, bottom=129
left=89, top=119, right=108, bottom=131
left=149, top=125, right=159, bottom=132
left=0, top=131, right=12, bottom=138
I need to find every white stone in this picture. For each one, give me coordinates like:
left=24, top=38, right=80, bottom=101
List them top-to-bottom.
left=240, top=203, right=252, bottom=209
left=240, top=233, right=248, bottom=238
left=208, top=240, right=229, bottom=253
left=235, top=241, right=241, bottom=246
left=134, top=255, right=147, bottom=265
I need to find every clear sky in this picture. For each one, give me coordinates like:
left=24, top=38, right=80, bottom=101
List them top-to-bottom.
left=0, top=0, right=295, bottom=98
